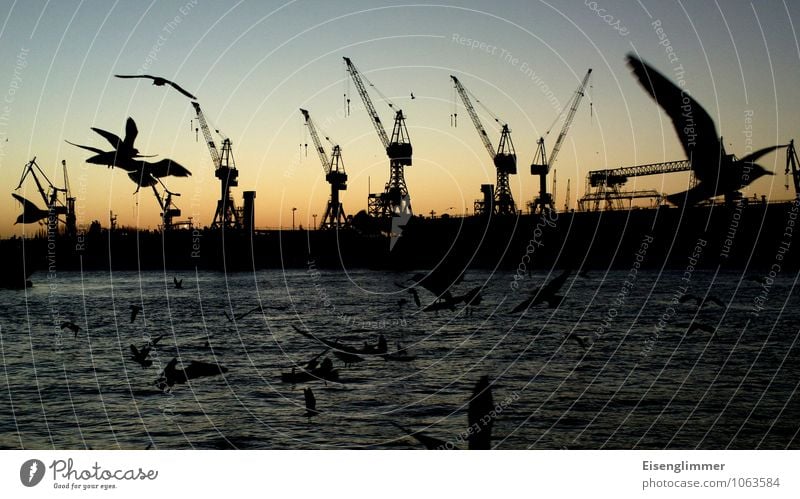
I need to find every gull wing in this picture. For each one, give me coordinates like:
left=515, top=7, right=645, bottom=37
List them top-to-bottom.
left=626, top=55, right=721, bottom=183
left=123, top=117, right=138, bottom=150
left=91, top=126, right=123, bottom=150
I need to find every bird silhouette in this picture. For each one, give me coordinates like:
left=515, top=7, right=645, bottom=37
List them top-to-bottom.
left=626, top=54, right=780, bottom=206
left=114, top=74, right=197, bottom=100
left=410, top=92, right=415, bottom=100
left=91, top=117, right=143, bottom=159
left=68, top=118, right=190, bottom=191
left=12, top=194, right=49, bottom=224
left=511, top=269, right=571, bottom=313
left=173, top=276, right=183, bottom=289
left=396, top=282, right=422, bottom=307
left=679, top=293, right=724, bottom=309
left=129, top=304, right=142, bottom=323
left=223, top=306, right=262, bottom=322
left=60, top=321, right=81, bottom=337
left=688, top=321, right=715, bottom=334
left=566, top=332, right=592, bottom=351
left=129, top=344, right=153, bottom=368
left=333, top=350, right=364, bottom=367
left=155, top=357, right=228, bottom=390
left=467, top=375, right=495, bottom=450
left=392, top=376, right=495, bottom=450
left=304, top=388, right=320, bottom=418
left=390, top=422, right=447, bottom=450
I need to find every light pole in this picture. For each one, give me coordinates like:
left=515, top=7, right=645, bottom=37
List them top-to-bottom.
left=292, top=207, right=297, bottom=231
left=313, top=213, right=317, bottom=229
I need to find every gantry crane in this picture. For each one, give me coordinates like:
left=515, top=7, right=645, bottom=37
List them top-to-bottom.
left=343, top=57, right=412, bottom=218
left=530, top=68, right=592, bottom=213
left=451, top=75, right=517, bottom=216
left=192, top=101, right=240, bottom=229
left=301, top=108, right=348, bottom=229
left=14, top=157, right=76, bottom=236
left=579, top=159, right=692, bottom=211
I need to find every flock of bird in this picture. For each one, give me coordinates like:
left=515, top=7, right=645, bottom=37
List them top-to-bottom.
left=48, top=257, right=771, bottom=450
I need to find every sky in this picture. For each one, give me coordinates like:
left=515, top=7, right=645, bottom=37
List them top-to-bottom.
left=1, top=0, right=798, bottom=235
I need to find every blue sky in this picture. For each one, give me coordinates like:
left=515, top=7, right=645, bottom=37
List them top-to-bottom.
left=1, top=0, right=798, bottom=233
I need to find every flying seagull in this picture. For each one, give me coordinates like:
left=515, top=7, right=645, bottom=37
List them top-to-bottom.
left=626, top=54, right=780, bottom=206
left=114, top=74, right=197, bottom=100
left=12, top=194, right=49, bottom=224
left=510, top=269, right=571, bottom=313
left=173, top=276, right=183, bottom=289
left=130, top=304, right=142, bottom=323
left=60, top=321, right=81, bottom=337
left=129, top=344, right=153, bottom=368
left=155, top=357, right=228, bottom=390
left=391, top=376, right=495, bottom=450
left=304, top=388, right=320, bottom=418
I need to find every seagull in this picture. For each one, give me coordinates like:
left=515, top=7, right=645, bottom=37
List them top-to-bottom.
left=626, top=54, right=780, bottom=206
left=114, top=74, right=197, bottom=100
left=410, top=92, right=415, bottom=100
left=68, top=117, right=190, bottom=191
left=90, top=117, right=143, bottom=159
left=12, top=194, right=49, bottom=224
left=510, top=269, right=571, bottom=313
left=173, top=276, right=183, bottom=289
left=396, top=282, right=422, bottom=307
left=679, top=294, right=724, bottom=309
left=130, top=305, right=142, bottom=323
left=223, top=306, right=262, bottom=322
left=60, top=321, right=81, bottom=337
left=688, top=322, right=715, bottom=334
left=566, top=332, right=593, bottom=351
left=129, top=344, right=153, bottom=368
left=333, top=350, right=364, bottom=367
left=155, top=357, right=228, bottom=390
left=467, top=375, right=494, bottom=450
left=391, top=376, right=495, bottom=450
left=304, top=388, right=320, bottom=418
left=390, top=422, right=447, bottom=450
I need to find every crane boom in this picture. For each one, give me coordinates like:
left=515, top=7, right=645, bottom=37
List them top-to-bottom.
left=343, top=57, right=390, bottom=149
left=548, top=68, right=592, bottom=169
left=450, top=75, right=496, bottom=158
left=192, top=101, right=221, bottom=169
left=300, top=108, right=331, bottom=174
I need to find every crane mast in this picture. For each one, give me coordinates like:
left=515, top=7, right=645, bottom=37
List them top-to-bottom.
left=343, top=57, right=412, bottom=218
left=531, top=68, right=592, bottom=214
left=451, top=75, right=517, bottom=215
left=192, top=101, right=240, bottom=229
left=301, top=108, right=348, bottom=229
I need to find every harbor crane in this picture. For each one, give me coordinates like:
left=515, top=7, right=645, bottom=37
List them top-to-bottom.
left=343, top=57, right=413, bottom=218
left=530, top=68, right=592, bottom=213
left=451, top=75, right=517, bottom=216
left=192, top=101, right=241, bottom=229
left=301, top=108, right=348, bottom=229
left=14, top=157, right=76, bottom=236
left=150, top=181, right=182, bottom=230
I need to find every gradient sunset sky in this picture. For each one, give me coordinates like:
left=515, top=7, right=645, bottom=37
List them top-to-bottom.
left=1, top=0, right=798, bottom=235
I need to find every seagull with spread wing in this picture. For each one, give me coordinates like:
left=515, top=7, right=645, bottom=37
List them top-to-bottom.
left=626, top=54, right=780, bottom=206
left=114, top=74, right=197, bottom=100
left=68, top=117, right=191, bottom=191
left=11, top=193, right=49, bottom=224
left=510, top=269, right=571, bottom=313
